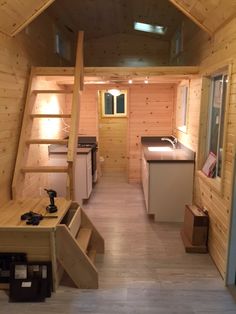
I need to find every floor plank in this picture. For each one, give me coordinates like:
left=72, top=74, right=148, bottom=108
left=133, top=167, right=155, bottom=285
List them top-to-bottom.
left=1, top=174, right=236, bottom=313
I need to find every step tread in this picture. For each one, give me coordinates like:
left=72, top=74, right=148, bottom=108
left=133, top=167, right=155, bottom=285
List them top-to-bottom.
left=33, top=89, right=73, bottom=94
left=30, top=114, right=71, bottom=118
left=26, top=139, right=68, bottom=145
left=21, top=166, right=68, bottom=173
left=76, top=228, right=92, bottom=252
left=87, top=249, right=96, bottom=263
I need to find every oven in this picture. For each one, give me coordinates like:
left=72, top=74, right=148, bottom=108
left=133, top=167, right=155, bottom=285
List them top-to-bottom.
left=77, top=136, right=98, bottom=183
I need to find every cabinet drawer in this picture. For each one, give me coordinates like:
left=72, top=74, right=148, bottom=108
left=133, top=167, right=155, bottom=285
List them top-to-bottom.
left=61, top=207, right=81, bottom=237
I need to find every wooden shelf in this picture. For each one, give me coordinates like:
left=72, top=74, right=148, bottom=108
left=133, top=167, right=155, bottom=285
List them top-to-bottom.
left=30, top=114, right=71, bottom=119
left=26, top=139, right=68, bottom=145
left=21, top=166, right=68, bottom=173
left=76, top=228, right=92, bottom=252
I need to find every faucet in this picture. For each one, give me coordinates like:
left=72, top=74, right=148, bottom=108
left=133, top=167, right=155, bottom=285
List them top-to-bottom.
left=161, top=137, right=178, bottom=149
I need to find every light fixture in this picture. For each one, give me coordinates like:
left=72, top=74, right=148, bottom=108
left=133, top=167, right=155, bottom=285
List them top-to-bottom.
left=134, top=22, right=167, bottom=35
left=128, top=79, right=133, bottom=84
left=144, top=79, right=148, bottom=84
left=108, top=89, right=121, bottom=96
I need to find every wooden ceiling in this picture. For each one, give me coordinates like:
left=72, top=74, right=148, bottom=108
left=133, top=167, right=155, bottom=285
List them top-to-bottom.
left=0, top=0, right=55, bottom=37
left=49, top=0, right=186, bottom=40
left=169, top=0, right=236, bottom=35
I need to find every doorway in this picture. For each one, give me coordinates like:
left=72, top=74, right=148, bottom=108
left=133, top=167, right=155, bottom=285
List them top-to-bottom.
left=98, top=89, right=128, bottom=177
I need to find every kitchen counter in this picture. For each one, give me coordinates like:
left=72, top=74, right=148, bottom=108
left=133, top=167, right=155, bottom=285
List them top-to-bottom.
left=141, top=136, right=195, bottom=163
left=48, top=144, right=92, bottom=155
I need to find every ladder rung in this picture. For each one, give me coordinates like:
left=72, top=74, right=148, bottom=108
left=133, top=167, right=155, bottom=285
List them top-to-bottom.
left=33, top=90, right=73, bottom=94
left=30, top=114, right=71, bottom=119
left=26, top=139, right=68, bottom=145
left=21, top=166, right=68, bottom=173
left=76, top=228, right=92, bottom=252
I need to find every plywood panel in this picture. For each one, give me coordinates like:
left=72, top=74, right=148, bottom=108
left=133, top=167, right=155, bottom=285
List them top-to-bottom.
left=0, top=0, right=55, bottom=36
left=175, top=17, right=236, bottom=279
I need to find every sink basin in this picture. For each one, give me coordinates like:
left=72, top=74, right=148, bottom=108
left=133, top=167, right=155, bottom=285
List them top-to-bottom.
left=148, top=146, right=173, bottom=152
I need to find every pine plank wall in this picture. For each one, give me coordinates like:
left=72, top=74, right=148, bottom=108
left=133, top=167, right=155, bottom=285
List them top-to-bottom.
left=0, top=12, right=73, bottom=206
left=173, top=17, right=236, bottom=279
left=67, top=84, right=175, bottom=179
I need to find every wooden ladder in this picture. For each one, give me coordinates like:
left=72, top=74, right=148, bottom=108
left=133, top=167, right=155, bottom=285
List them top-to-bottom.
left=12, top=31, right=84, bottom=200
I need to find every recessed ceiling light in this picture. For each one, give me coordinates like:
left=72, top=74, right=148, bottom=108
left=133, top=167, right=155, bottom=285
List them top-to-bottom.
left=134, top=22, right=167, bottom=35
left=128, top=79, right=133, bottom=84
left=144, top=79, right=148, bottom=84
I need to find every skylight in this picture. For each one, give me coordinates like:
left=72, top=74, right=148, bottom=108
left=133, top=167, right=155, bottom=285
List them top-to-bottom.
left=134, top=22, right=167, bottom=35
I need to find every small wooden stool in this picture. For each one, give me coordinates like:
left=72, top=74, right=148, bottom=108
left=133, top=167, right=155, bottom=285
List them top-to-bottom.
left=181, top=204, right=209, bottom=253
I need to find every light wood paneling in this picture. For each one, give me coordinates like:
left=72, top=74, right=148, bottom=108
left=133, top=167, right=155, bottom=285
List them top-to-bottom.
left=0, top=0, right=55, bottom=36
left=50, top=0, right=185, bottom=40
left=169, top=0, right=236, bottom=35
left=0, top=13, right=73, bottom=206
left=175, top=17, right=236, bottom=279
left=84, top=33, right=170, bottom=67
left=75, top=84, right=175, bottom=180
left=129, top=84, right=175, bottom=182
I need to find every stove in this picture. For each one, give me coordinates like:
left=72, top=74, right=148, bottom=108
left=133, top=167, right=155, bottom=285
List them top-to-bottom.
left=77, top=136, right=98, bottom=182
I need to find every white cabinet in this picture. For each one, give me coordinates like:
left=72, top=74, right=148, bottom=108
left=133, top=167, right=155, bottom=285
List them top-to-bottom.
left=48, top=151, right=92, bottom=205
left=75, top=152, right=92, bottom=201
left=141, top=153, right=194, bottom=222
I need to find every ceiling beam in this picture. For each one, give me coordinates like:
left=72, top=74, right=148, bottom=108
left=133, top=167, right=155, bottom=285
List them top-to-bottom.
left=168, top=0, right=213, bottom=36
left=34, top=66, right=200, bottom=77
left=84, top=66, right=200, bottom=77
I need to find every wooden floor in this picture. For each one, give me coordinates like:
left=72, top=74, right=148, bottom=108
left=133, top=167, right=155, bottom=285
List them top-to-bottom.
left=1, top=174, right=236, bottom=313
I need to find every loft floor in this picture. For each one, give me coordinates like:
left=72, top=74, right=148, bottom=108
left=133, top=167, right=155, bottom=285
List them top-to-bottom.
left=1, top=174, right=236, bottom=313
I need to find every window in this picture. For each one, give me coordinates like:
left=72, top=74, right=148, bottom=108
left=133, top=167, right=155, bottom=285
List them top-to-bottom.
left=134, top=22, right=167, bottom=35
left=54, top=31, right=71, bottom=61
left=207, top=73, right=228, bottom=178
left=101, top=90, right=127, bottom=117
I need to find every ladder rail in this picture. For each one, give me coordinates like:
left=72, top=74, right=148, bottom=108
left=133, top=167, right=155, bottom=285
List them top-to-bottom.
left=66, top=31, right=84, bottom=200
left=12, top=68, right=37, bottom=200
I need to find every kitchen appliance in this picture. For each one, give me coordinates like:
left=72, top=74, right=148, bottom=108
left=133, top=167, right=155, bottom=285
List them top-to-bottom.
left=77, top=136, right=98, bottom=183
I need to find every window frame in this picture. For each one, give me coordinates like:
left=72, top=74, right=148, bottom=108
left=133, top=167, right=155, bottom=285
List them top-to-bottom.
left=197, top=63, right=232, bottom=195
left=207, top=72, right=228, bottom=178
left=176, top=81, right=189, bottom=133
left=101, top=90, right=127, bottom=118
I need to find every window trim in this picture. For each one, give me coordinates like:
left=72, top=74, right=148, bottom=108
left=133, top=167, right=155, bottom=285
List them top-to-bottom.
left=197, top=63, right=232, bottom=196
left=176, top=81, right=190, bottom=134
left=101, top=90, right=127, bottom=118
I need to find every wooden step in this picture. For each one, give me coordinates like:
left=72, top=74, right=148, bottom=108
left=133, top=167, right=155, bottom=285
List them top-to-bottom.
left=33, top=90, right=73, bottom=95
left=30, top=114, right=71, bottom=119
left=26, top=139, right=68, bottom=145
left=21, top=166, right=68, bottom=173
left=76, top=228, right=92, bottom=252
left=87, top=249, right=96, bottom=263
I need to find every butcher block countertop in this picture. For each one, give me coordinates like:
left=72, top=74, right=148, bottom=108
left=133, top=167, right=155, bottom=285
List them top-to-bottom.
left=141, top=136, right=195, bottom=163
left=0, top=198, right=71, bottom=229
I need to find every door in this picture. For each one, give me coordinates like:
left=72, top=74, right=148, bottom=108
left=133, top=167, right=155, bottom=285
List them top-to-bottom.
left=98, top=89, right=128, bottom=176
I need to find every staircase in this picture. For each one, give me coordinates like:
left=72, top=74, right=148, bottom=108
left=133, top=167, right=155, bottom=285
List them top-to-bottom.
left=12, top=31, right=84, bottom=200
left=56, top=203, right=104, bottom=289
